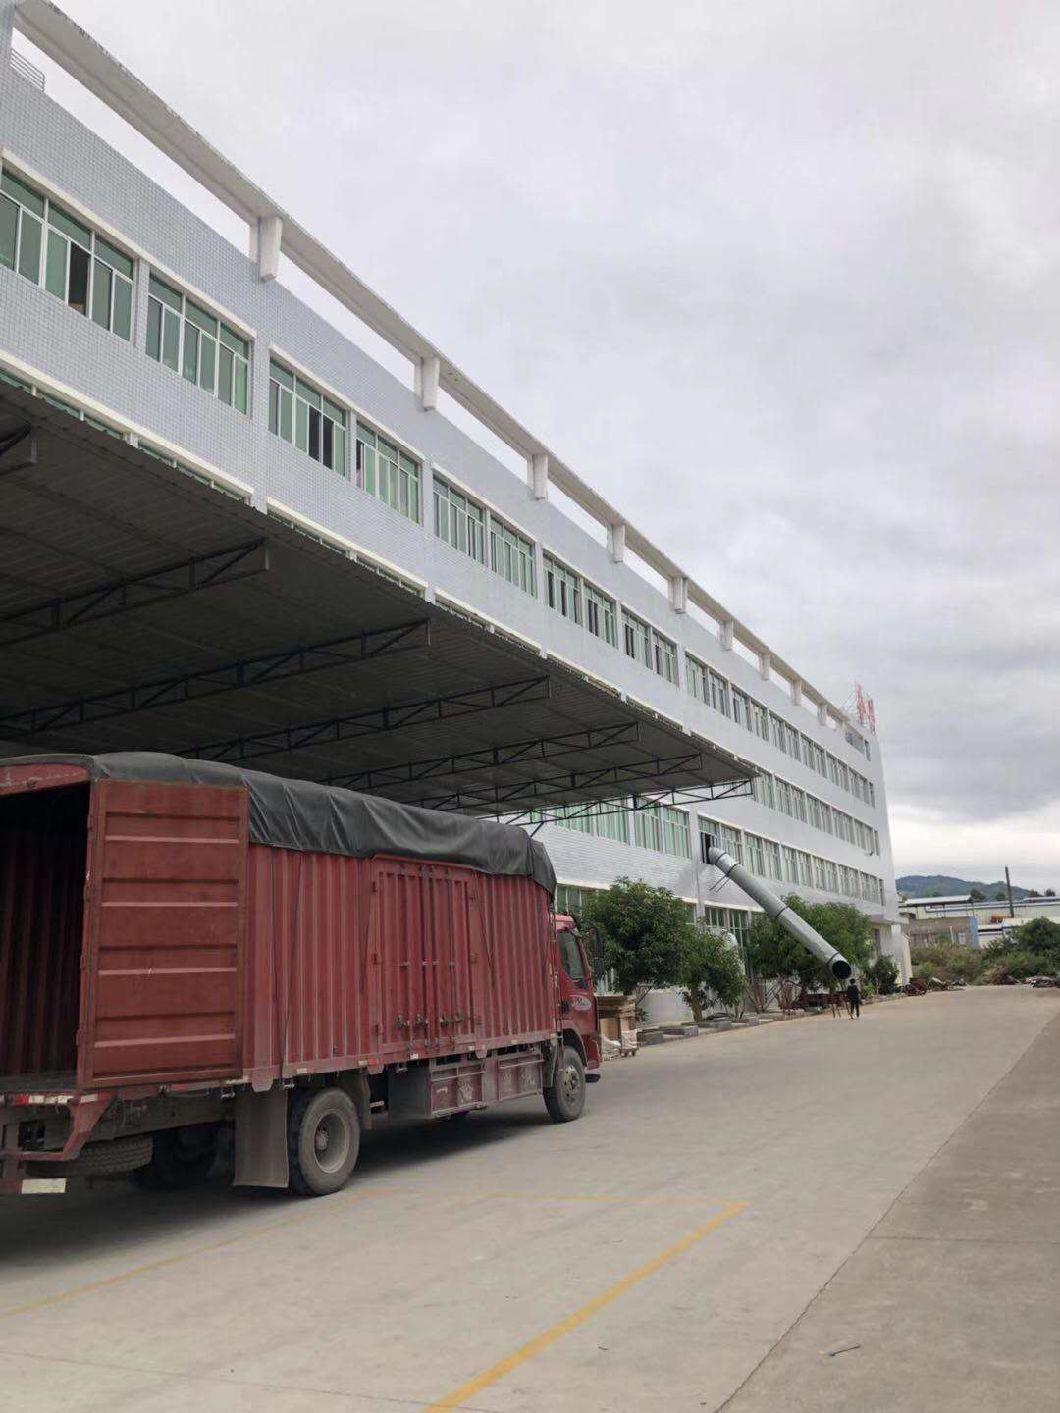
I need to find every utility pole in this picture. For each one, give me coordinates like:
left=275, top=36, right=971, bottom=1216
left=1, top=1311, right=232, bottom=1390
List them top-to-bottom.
left=1005, top=866, right=1015, bottom=920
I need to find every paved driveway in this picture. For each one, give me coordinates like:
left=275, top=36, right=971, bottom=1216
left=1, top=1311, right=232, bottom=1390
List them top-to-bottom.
left=2, top=987, right=1057, bottom=1411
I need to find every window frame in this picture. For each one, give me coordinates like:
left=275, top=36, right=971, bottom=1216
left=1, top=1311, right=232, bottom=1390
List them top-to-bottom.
left=1, top=166, right=134, bottom=340
left=147, top=273, right=250, bottom=412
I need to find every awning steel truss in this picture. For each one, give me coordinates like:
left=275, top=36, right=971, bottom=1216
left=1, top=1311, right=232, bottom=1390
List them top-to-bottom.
left=0, top=540, right=270, bottom=649
left=0, top=618, right=431, bottom=736
left=187, top=675, right=552, bottom=765
left=326, top=720, right=641, bottom=793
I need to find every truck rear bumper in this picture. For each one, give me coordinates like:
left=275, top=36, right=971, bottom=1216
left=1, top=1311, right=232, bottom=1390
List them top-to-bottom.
left=0, top=1173, right=67, bottom=1196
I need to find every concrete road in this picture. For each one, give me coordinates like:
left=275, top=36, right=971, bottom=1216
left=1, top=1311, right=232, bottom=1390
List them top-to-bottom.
left=1, top=988, right=1057, bottom=1413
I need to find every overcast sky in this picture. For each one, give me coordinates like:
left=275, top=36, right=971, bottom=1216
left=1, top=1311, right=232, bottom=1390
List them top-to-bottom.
left=22, top=1, right=1060, bottom=886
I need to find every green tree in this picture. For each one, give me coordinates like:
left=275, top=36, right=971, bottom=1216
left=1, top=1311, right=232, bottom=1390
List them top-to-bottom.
left=583, top=877, right=695, bottom=1001
left=969, top=888, right=985, bottom=902
left=993, top=890, right=1006, bottom=902
left=1011, top=917, right=1060, bottom=966
left=679, top=926, right=747, bottom=1023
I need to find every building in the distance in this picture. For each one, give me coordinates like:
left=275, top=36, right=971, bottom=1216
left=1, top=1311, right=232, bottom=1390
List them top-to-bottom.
left=0, top=1, right=908, bottom=990
left=900, top=893, right=1060, bottom=952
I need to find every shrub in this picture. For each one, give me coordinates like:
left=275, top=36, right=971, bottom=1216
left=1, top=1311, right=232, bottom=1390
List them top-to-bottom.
left=679, top=926, right=747, bottom=1023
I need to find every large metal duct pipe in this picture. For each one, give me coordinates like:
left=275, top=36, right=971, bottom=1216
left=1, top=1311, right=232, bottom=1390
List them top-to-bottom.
left=704, top=842, right=853, bottom=982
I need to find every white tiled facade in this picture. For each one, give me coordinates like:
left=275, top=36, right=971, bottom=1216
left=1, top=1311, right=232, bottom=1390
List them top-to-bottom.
left=0, top=5, right=906, bottom=978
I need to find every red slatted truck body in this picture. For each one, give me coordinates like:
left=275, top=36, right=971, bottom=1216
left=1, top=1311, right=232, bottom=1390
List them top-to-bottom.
left=0, top=756, right=601, bottom=1196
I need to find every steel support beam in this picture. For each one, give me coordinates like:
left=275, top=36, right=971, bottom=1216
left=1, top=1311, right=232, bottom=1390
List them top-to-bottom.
left=0, top=540, right=270, bottom=649
left=0, top=618, right=431, bottom=737
left=187, top=675, right=552, bottom=765
left=327, top=720, right=641, bottom=793
left=403, top=750, right=740, bottom=813
left=508, top=776, right=754, bottom=828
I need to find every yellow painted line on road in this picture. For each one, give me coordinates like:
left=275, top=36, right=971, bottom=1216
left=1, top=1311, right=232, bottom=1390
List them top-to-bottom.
left=0, top=1184, right=400, bottom=1323
left=423, top=1199, right=747, bottom=1411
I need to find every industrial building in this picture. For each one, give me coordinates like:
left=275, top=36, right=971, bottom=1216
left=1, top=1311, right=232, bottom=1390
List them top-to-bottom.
left=0, top=1, right=907, bottom=987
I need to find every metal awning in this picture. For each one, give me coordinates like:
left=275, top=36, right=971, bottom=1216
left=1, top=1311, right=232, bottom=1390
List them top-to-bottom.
left=0, top=384, right=754, bottom=816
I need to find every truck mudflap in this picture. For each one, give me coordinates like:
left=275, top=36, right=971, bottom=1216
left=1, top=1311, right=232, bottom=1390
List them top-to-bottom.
left=0, top=1092, right=112, bottom=1194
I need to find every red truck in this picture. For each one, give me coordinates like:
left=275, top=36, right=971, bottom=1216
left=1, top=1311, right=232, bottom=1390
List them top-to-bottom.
left=0, top=754, right=601, bottom=1197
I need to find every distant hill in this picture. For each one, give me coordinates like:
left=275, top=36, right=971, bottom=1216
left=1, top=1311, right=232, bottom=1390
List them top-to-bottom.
left=897, top=874, right=1036, bottom=901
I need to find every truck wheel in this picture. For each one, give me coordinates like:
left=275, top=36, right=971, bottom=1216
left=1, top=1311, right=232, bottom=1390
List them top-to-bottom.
left=544, top=1046, right=586, bottom=1123
left=288, top=1088, right=360, bottom=1197
left=132, top=1126, right=218, bottom=1191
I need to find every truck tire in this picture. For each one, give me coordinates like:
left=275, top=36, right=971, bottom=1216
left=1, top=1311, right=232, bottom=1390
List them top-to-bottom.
left=544, top=1046, right=586, bottom=1123
left=288, top=1087, right=360, bottom=1197
left=132, top=1125, right=218, bottom=1191
left=30, top=1133, right=153, bottom=1180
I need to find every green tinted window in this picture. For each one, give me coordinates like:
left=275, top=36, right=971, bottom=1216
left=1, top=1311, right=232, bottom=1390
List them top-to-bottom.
left=1, top=170, right=44, bottom=219
left=0, top=194, right=17, bottom=268
left=48, top=204, right=91, bottom=249
left=18, top=211, right=41, bottom=282
left=44, top=228, right=66, bottom=297
left=94, top=236, right=133, bottom=280
left=90, top=259, right=111, bottom=328
left=149, top=274, right=182, bottom=312
left=112, top=276, right=132, bottom=340
left=146, top=299, right=162, bottom=361
left=185, top=300, right=218, bottom=338
left=161, top=306, right=180, bottom=370
left=220, top=323, right=247, bottom=358
left=183, top=324, right=199, bottom=383
left=199, top=332, right=216, bottom=391
left=218, top=344, right=234, bottom=405
left=233, top=357, right=248, bottom=413
left=270, top=359, right=294, bottom=390
left=295, top=377, right=321, bottom=409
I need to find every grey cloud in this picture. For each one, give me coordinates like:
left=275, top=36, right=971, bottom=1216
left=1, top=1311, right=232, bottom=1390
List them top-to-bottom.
left=57, top=0, right=1060, bottom=879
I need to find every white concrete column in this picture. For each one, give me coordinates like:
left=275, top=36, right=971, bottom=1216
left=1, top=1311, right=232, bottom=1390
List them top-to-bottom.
left=0, top=2, right=14, bottom=58
left=250, top=214, right=282, bottom=281
left=416, top=355, right=440, bottom=411
left=528, top=451, right=548, bottom=500
left=608, top=520, right=626, bottom=563
left=668, top=575, right=688, bottom=613
left=719, top=619, right=735, bottom=651
left=758, top=650, right=771, bottom=682
left=791, top=679, right=803, bottom=708
left=818, top=701, right=829, bottom=728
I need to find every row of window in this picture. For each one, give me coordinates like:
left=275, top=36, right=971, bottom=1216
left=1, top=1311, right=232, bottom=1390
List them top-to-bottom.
left=1, top=167, right=133, bottom=338
left=434, top=474, right=536, bottom=594
left=539, top=540, right=879, bottom=802
left=688, top=652, right=876, bottom=808
left=749, top=770, right=880, bottom=854
left=529, top=796, right=884, bottom=906
left=527, top=800, right=692, bottom=858
left=700, top=819, right=885, bottom=906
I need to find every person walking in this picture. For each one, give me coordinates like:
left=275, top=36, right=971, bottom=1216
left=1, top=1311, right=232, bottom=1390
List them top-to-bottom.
left=846, top=978, right=862, bottom=1019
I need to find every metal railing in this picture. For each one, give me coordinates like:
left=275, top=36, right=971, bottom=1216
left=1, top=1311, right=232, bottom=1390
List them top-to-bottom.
left=10, top=50, right=46, bottom=92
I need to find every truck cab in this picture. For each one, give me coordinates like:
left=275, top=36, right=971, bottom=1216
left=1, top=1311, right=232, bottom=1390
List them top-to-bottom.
left=555, top=914, right=602, bottom=1080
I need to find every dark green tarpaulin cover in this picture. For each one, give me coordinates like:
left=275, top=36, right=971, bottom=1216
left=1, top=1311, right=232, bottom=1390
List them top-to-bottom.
left=1, top=752, right=556, bottom=894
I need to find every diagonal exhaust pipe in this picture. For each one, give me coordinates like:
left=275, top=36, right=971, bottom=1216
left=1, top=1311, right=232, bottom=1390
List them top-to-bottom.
left=704, top=842, right=853, bottom=982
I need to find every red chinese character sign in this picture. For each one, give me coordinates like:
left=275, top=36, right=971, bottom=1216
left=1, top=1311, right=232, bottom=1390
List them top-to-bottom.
left=855, top=683, right=877, bottom=734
